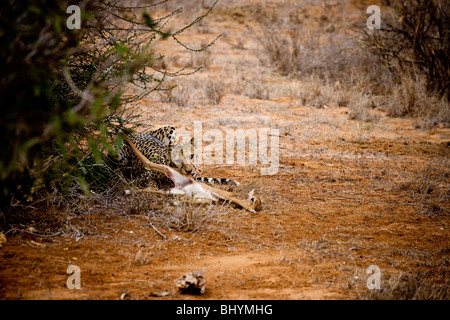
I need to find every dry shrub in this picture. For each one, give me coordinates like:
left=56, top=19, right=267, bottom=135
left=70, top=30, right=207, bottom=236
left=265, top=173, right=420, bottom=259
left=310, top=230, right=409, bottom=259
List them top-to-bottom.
left=253, top=0, right=395, bottom=125
left=358, top=0, right=449, bottom=128
left=359, top=0, right=449, bottom=100
left=253, top=1, right=450, bottom=128
left=254, top=2, right=389, bottom=93
left=257, top=25, right=345, bottom=80
left=189, top=49, right=213, bottom=69
left=230, top=68, right=270, bottom=100
left=384, top=73, right=450, bottom=129
left=297, top=74, right=335, bottom=108
left=245, top=77, right=270, bottom=100
left=204, top=78, right=226, bottom=104
left=158, top=83, right=192, bottom=108
left=337, top=90, right=352, bottom=107
left=348, top=94, right=380, bottom=122
left=398, top=160, right=449, bottom=216
left=399, top=162, right=448, bottom=196
left=2, top=181, right=235, bottom=241
left=146, top=198, right=233, bottom=235
left=134, top=249, right=151, bottom=265
left=368, top=272, right=450, bottom=300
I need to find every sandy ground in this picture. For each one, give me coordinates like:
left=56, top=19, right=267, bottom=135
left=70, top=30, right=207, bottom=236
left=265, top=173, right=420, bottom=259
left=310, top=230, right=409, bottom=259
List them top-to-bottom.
left=0, top=0, right=449, bottom=300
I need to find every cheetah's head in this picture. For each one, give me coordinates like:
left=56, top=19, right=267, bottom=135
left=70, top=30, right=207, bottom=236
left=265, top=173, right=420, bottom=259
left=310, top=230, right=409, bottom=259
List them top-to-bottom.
left=170, top=137, right=198, bottom=177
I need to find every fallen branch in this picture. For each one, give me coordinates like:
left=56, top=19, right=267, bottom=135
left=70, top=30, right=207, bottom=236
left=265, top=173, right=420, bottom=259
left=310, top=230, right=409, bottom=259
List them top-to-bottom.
left=150, top=222, right=167, bottom=240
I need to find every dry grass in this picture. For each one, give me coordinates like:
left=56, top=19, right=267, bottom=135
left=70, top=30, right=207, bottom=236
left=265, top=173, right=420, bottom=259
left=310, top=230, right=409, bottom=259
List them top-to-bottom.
left=159, top=0, right=213, bottom=13
left=251, top=1, right=448, bottom=128
left=252, top=1, right=389, bottom=115
left=254, top=2, right=384, bottom=90
left=189, top=49, right=213, bottom=69
left=229, top=66, right=271, bottom=100
left=384, top=73, right=450, bottom=129
left=295, top=74, right=335, bottom=108
left=204, top=77, right=226, bottom=105
left=244, top=77, right=270, bottom=100
left=158, top=82, right=192, bottom=108
left=348, top=94, right=380, bottom=123
left=351, top=121, right=377, bottom=144
left=397, top=160, right=449, bottom=216
left=1, top=161, right=237, bottom=241
left=398, top=161, right=448, bottom=197
left=147, top=199, right=229, bottom=234
left=134, top=249, right=151, bottom=265
left=367, top=272, right=450, bottom=300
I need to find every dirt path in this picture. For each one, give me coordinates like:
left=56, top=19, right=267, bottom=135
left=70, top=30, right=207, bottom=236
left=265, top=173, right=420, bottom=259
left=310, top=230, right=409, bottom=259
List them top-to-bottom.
left=1, top=0, right=449, bottom=300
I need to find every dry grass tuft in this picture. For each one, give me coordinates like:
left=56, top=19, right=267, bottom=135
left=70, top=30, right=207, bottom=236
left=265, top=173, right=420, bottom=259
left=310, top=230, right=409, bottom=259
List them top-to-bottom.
left=189, top=49, right=213, bottom=69
left=229, top=68, right=271, bottom=100
left=384, top=74, right=450, bottom=129
left=204, top=78, right=226, bottom=105
left=158, top=82, right=192, bottom=108
left=348, top=95, right=380, bottom=123
left=398, top=160, right=449, bottom=216
left=398, top=161, right=448, bottom=197
left=147, top=197, right=232, bottom=235
left=134, top=249, right=151, bottom=265
left=367, top=272, right=450, bottom=300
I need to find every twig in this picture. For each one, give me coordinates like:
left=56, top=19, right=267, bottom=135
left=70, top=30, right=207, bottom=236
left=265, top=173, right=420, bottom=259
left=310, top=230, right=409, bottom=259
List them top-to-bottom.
left=98, top=0, right=168, bottom=11
left=172, top=0, right=219, bottom=36
left=150, top=223, right=167, bottom=240
left=4, top=228, right=61, bottom=238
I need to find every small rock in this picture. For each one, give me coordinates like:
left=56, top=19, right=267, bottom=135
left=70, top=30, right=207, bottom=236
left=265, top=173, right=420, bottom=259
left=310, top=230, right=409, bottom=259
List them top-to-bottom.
left=175, top=270, right=205, bottom=295
left=150, top=291, right=170, bottom=297
left=120, top=292, right=130, bottom=300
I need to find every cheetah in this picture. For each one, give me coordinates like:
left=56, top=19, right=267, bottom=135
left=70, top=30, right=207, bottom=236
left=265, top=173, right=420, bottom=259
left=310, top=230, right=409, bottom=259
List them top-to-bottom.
left=111, top=126, right=238, bottom=190
left=122, top=134, right=261, bottom=212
